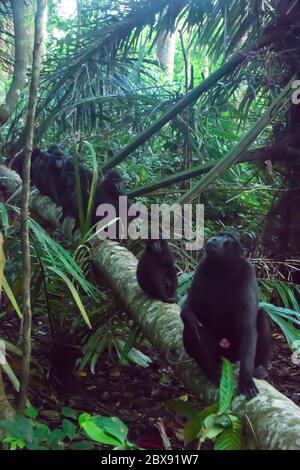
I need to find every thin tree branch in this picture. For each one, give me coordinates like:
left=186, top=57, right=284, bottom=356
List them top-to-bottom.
left=18, top=0, right=47, bottom=414
left=127, top=147, right=286, bottom=198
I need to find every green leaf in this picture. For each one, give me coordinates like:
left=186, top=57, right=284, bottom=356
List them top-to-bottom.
left=0, top=203, right=9, bottom=236
left=28, top=217, right=99, bottom=301
left=48, top=267, right=92, bottom=329
left=2, top=275, right=22, bottom=319
left=260, top=302, right=300, bottom=348
left=78, top=326, right=107, bottom=371
left=118, top=326, right=141, bottom=365
left=90, top=335, right=108, bottom=374
left=114, top=339, right=152, bottom=368
left=219, top=358, right=234, bottom=413
left=167, top=399, right=199, bottom=419
left=198, top=403, right=219, bottom=421
left=26, top=406, right=39, bottom=419
left=61, top=407, right=78, bottom=419
left=78, top=412, right=90, bottom=427
left=13, top=415, right=34, bottom=443
left=203, top=415, right=223, bottom=440
left=214, top=415, right=242, bottom=450
left=93, top=417, right=128, bottom=445
left=184, top=417, right=202, bottom=443
left=0, top=419, right=24, bottom=440
left=62, top=419, right=77, bottom=439
left=81, top=421, right=121, bottom=446
left=34, top=423, right=51, bottom=442
left=48, top=429, right=67, bottom=446
left=3, top=437, right=25, bottom=450
left=69, top=440, right=95, bottom=450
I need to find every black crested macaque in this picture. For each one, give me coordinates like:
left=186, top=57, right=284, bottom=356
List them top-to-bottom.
left=47, top=143, right=65, bottom=159
left=31, top=147, right=65, bottom=204
left=11, top=149, right=40, bottom=183
left=10, top=152, right=24, bottom=176
left=58, top=166, right=126, bottom=232
left=92, top=169, right=127, bottom=232
left=181, top=232, right=270, bottom=399
left=137, top=239, right=178, bottom=303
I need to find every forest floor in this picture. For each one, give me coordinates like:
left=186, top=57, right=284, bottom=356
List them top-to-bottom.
left=2, top=320, right=300, bottom=450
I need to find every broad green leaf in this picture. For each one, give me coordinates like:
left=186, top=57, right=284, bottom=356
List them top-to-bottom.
left=219, top=358, right=234, bottom=413
left=167, top=399, right=199, bottom=419
left=198, top=402, right=219, bottom=421
left=26, top=406, right=38, bottom=419
left=61, top=407, right=78, bottom=419
left=15, top=415, right=34, bottom=443
left=203, top=415, right=223, bottom=440
left=214, top=415, right=242, bottom=450
left=93, top=416, right=128, bottom=445
left=184, top=417, right=202, bottom=443
left=0, top=419, right=24, bottom=440
left=62, top=419, right=77, bottom=439
left=81, top=421, right=121, bottom=446
left=34, top=423, right=51, bottom=441
left=48, top=429, right=67, bottom=446
left=3, top=436, right=25, bottom=450
left=69, top=440, right=94, bottom=450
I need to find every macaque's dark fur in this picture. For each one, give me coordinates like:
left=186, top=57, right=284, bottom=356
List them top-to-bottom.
left=47, top=144, right=64, bottom=159
left=11, top=146, right=129, bottom=235
left=31, top=148, right=65, bottom=204
left=92, top=169, right=128, bottom=234
left=181, top=232, right=271, bottom=399
left=137, top=239, right=178, bottom=303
